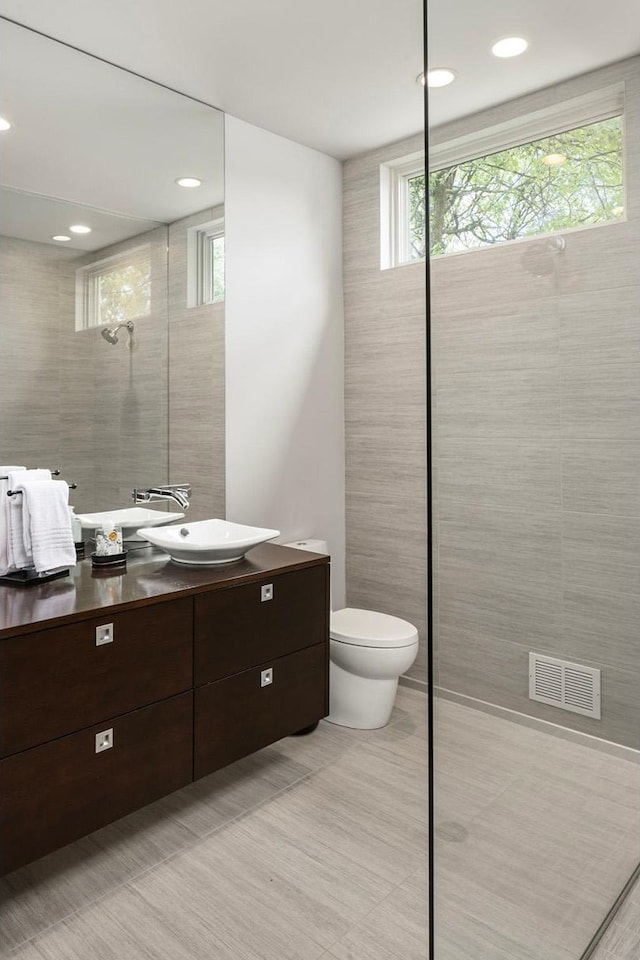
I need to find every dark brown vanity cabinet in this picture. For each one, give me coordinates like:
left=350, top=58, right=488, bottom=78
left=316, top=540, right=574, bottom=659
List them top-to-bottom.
left=0, top=549, right=329, bottom=875
left=194, top=566, right=329, bottom=776
left=0, top=598, right=194, bottom=756
left=0, top=693, right=194, bottom=874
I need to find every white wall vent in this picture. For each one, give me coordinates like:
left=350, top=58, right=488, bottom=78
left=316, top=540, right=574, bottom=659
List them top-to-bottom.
left=529, top=653, right=601, bottom=719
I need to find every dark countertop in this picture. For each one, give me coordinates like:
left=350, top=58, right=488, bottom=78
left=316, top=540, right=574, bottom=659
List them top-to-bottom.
left=0, top=543, right=328, bottom=639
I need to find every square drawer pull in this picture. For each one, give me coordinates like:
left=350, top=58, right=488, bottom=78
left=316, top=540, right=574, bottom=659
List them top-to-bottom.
left=261, top=583, right=274, bottom=602
left=95, top=623, right=113, bottom=646
left=260, top=668, right=274, bottom=687
left=95, top=728, right=113, bottom=753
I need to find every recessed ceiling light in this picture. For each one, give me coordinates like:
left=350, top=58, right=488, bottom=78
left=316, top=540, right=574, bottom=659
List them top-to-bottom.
left=491, top=37, right=528, bottom=58
left=423, top=68, right=456, bottom=88
left=0, top=116, right=11, bottom=131
left=542, top=153, right=567, bottom=166
left=175, top=177, right=202, bottom=188
left=69, top=224, right=91, bottom=234
left=52, top=235, right=71, bottom=242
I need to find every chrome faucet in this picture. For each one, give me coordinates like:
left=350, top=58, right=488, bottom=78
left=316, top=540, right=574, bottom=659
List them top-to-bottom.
left=132, top=484, right=191, bottom=510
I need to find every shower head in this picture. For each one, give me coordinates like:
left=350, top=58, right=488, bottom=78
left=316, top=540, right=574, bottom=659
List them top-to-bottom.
left=100, top=320, right=134, bottom=345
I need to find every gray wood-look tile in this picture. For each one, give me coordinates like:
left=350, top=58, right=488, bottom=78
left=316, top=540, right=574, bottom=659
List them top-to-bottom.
left=426, top=58, right=640, bottom=749
left=344, top=137, right=427, bottom=690
left=167, top=208, right=225, bottom=521
left=557, top=219, right=640, bottom=296
left=431, top=236, right=558, bottom=313
left=559, top=285, right=640, bottom=367
left=433, top=299, right=559, bottom=374
left=168, top=309, right=225, bottom=521
left=562, top=362, right=640, bottom=441
left=436, top=366, right=561, bottom=439
left=438, top=438, right=561, bottom=513
left=561, top=440, right=640, bottom=517
left=438, top=502, right=562, bottom=583
left=562, top=513, right=640, bottom=597
left=563, top=586, right=640, bottom=673
left=437, top=624, right=640, bottom=748
left=3, top=691, right=638, bottom=960
left=434, top=706, right=640, bottom=958
left=160, top=742, right=314, bottom=837
left=241, top=754, right=426, bottom=890
left=0, top=806, right=198, bottom=953
left=128, top=824, right=363, bottom=957
left=328, top=867, right=428, bottom=960
left=591, top=879, right=640, bottom=959
left=32, top=883, right=274, bottom=960
left=4, top=943, right=47, bottom=960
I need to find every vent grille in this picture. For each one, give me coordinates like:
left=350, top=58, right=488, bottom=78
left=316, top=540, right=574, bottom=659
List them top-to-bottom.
left=529, top=653, right=601, bottom=719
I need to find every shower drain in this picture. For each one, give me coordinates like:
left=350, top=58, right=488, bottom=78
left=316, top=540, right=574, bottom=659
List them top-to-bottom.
left=435, top=821, right=468, bottom=843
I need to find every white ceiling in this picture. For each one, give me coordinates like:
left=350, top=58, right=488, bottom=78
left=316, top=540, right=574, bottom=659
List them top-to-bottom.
left=0, top=0, right=639, bottom=161
left=0, top=19, right=224, bottom=250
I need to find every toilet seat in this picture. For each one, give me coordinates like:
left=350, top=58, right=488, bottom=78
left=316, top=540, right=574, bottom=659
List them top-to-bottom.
left=330, top=608, right=418, bottom=649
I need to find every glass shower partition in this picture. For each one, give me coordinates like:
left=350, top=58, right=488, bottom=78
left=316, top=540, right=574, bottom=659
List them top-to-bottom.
left=428, top=55, right=640, bottom=959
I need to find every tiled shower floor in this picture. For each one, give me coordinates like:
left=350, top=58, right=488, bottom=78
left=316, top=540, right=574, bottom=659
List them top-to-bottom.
left=0, top=688, right=637, bottom=959
left=434, top=698, right=640, bottom=959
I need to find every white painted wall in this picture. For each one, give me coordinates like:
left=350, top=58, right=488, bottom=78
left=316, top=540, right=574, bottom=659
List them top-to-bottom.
left=224, top=115, right=345, bottom=607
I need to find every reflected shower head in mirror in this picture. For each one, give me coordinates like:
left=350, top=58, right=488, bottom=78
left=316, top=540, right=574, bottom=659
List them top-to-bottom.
left=100, top=321, right=134, bottom=345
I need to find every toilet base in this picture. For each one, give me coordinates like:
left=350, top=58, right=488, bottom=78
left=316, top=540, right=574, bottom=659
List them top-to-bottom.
left=326, top=662, right=399, bottom=729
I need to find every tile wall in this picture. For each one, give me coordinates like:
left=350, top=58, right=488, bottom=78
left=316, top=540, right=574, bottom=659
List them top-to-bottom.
left=344, top=57, right=640, bottom=745
left=432, top=57, right=640, bottom=748
left=343, top=133, right=428, bottom=684
left=168, top=206, right=225, bottom=521
left=0, top=210, right=225, bottom=522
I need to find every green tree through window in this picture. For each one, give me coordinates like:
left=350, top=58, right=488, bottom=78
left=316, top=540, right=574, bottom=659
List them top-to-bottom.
left=408, top=116, right=623, bottom=258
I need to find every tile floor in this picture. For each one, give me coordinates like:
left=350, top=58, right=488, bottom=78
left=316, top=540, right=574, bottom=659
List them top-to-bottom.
left=1, top=688, right=637, bottom=960
left=0, top=689, right=427, bottom=960
left=433, top=698, right=640, bottom=959
left=590, top=875, right=640, bottom=960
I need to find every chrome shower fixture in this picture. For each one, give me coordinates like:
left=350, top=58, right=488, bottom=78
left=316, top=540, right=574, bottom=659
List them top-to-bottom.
left=100, top=320, right=134, bottom=345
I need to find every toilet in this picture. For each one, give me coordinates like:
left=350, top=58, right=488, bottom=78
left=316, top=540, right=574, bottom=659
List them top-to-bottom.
left=283, top=540, right=419, bottom=729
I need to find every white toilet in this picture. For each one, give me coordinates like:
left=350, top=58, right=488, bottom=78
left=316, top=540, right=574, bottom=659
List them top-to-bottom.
left=283, top=540, right=419, bottom=730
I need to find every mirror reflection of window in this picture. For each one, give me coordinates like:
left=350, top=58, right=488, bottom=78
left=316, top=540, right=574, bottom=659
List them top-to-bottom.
left=188, top=216, right=225, bottom=306
left=76, top=245, right=151, bottom=330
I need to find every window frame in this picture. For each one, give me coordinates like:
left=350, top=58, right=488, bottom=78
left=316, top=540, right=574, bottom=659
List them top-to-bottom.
left=381, top=82, right=626, bottom=269
left=187, top=217, right=225, bottom=307
left=75, top=243, right=152, bottom=331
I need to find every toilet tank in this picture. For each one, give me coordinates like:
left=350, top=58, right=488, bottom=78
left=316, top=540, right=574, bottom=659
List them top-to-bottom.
left=282, top=539, right=329, bottom=555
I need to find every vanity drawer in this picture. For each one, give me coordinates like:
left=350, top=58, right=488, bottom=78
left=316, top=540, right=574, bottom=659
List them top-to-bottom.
left=194, top=564, right=329, bottom=684
left=0, top=597, right=193, bottom=757
left=194, top=642, right=328, bottom=779
left=0, top=691, right=193, bottom=876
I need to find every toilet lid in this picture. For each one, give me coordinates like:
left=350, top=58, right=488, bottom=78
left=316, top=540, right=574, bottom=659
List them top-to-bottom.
left=330, top=608, right=419, bottom=648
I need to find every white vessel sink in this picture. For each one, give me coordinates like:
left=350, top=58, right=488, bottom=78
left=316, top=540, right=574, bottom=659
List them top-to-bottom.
left=77, top=507, right=185, bottom=540
left=136, top=518, right=280, bottom=565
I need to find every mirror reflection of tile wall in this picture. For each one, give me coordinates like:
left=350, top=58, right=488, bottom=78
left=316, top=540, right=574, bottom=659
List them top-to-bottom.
left=0, top=19, right=224, bottom=518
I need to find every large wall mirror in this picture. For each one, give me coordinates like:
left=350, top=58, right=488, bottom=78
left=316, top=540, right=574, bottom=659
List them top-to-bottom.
left=0, top=19, right=225, bottom=519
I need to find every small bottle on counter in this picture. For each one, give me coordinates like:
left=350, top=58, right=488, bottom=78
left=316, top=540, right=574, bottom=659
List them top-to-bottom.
left=69, top=506, right=83, bottom=545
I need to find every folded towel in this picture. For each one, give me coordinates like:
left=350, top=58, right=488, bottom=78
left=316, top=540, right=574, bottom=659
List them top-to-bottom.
left=0, top=466, right=25, bottom=575
left=6, top=469, right=31, bottom=571
left=16, top=469, right=52, bottom=555
left=17, top=478, right=76, bottom=573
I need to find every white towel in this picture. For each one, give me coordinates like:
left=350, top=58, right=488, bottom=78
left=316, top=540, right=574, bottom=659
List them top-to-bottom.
left=0, top=466, right=25, bottom=575
left=6, top=469, right=32, bottom=571
left=16, top=469, right=52, bottom=555
left=17, top=478, right=76, bottom=573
